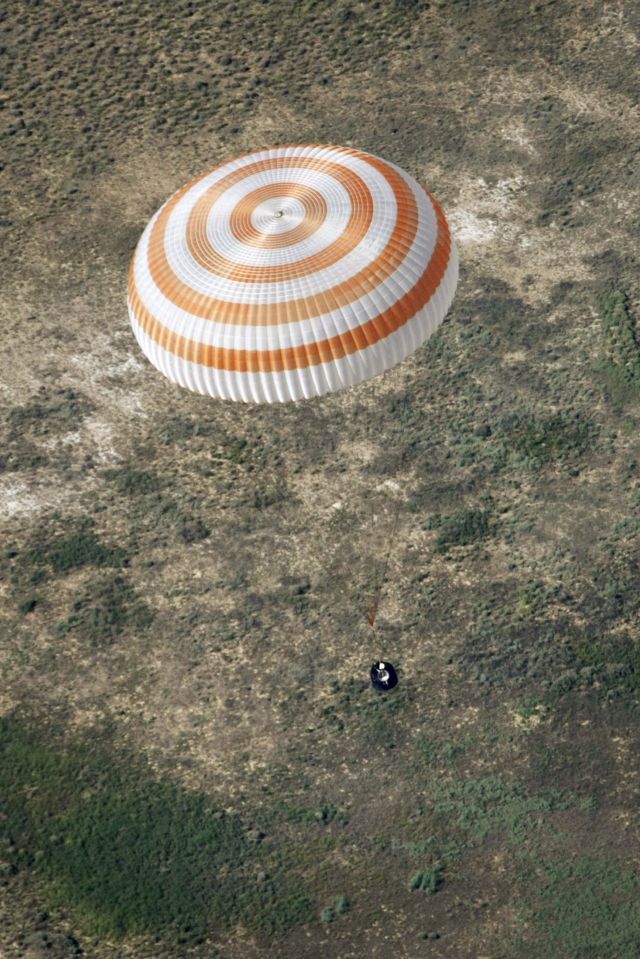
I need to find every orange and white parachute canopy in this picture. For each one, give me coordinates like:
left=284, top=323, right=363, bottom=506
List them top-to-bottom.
left=128, top=144, right=458, bottom=403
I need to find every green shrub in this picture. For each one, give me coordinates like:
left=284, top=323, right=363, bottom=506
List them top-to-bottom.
left=599, top=289, right=640, bottom=402
left=7, top=388, right=92, bottom=436
left=503, top=411, right=596, bottom=466
left=106, top=467, right=162, bottom=496
left=434, top=508, right=493, bottom=552
left=178, top=517, right=210, bottom=543
left=28, top=524, right=127, bottom=575
left=56, top=575, right=153, bottom=646
left=18, top=597, right=38, bottom=614
left=573, top=634, right=640, bottom=704
left=315, top=803, right=348, bottom=825
left=409, top=865, right=444, bottom=893
left=333, top=896, right=350, bottom=914
left=320, top=897, right=349, bottom=923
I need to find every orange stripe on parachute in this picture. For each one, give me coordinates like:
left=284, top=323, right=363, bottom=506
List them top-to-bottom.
left=144, top=154, right=419, bottom=325
left=128, top=195, right=451, bottom=373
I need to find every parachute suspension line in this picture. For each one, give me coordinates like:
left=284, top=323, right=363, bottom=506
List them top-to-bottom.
left=362, top=371, right=405, bottom=631
left=366, top=488, right=404, bottom=628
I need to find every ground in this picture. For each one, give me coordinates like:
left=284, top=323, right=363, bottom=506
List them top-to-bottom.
left=2, top=1, right=640, bottom=957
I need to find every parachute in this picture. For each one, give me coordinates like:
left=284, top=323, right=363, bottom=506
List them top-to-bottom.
left=128, top=144, right=458, bottom=403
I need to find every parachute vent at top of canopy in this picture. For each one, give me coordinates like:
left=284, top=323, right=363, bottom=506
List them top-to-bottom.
left=128, top=144, right=458, bottom=403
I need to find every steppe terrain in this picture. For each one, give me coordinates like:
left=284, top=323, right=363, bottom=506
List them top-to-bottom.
left=2, top=1, right=640, bottom=956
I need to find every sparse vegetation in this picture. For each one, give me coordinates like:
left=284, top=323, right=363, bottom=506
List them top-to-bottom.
left=3, top=0, right=639, bottom=956
left=0, top=388, right=93, bottom=472
left=319, top=677, right=409, bottom=749
left=414, top=733, right=473, bottom=767
left=424, top=775, right=580, bottom=845
left=261, top=801, right=349, bottom=827
left=517, top=856, right=640, bottom=958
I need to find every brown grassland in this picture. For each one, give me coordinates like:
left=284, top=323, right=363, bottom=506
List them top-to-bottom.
left=1, top=1, right=640, bottom=956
